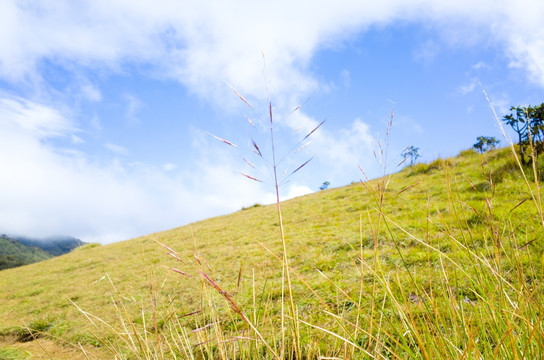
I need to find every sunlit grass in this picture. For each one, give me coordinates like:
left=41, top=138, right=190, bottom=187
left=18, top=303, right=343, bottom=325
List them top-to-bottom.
left=0, top=146, right=543, bottom=358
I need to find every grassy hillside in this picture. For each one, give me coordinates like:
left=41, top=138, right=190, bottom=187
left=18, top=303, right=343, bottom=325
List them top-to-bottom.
left=0, top=147, right=543, bottom=359
left=0, top=235, right=52, bottom=270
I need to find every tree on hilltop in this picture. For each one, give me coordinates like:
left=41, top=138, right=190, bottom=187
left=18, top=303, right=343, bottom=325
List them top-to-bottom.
left=503, top=103, right=544, bottom=164
left=473, top=136, right=500, bottom=153
left=402, top=146, right=420, bottom=166
left=319, top=181, right=330, bottom=190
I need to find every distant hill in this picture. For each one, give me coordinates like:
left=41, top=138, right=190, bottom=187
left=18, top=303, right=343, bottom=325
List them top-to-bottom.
left=0, top=234, right=86, bottom=270
left=0, top=234, right=52, bottom=270
left=15, top=235, right=86, bottom=256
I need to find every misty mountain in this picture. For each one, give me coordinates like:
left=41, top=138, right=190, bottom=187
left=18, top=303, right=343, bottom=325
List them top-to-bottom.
left=0, top=234, right=86, bottom=270
left=15, top=235, right=86, bottom=256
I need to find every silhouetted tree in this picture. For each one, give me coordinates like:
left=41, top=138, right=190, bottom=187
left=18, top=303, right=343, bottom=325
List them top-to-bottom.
left=503, top=103, right=544, bottom=164
left=473, top=136, right=500, bottom=153
left=402, top=146, right=420, bottom=166
left=319, top=181, right=330, bottom=190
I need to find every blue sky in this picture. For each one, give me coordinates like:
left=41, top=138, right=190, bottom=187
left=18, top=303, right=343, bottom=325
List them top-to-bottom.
left=0, top=1, right=543, bottom=243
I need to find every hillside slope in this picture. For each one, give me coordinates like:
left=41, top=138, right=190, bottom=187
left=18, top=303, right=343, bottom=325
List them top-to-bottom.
left=0, top=147, right=543, bottom=359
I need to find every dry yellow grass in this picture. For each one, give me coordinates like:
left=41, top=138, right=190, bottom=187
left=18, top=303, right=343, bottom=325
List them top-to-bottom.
left=0, top=147, right=543, bottom=358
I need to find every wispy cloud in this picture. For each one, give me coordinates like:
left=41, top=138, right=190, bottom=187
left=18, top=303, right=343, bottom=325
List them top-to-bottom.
left=1, top=0, right=543, bottom=243
left=0, top=1, right=543, bottom=103
left=413, top=39, right=440, bottom=65
left=471, top=61, right=489, bottom=71
left=339, top=69, right=351, bottom=88
left=458, top=80, right=477, bottom=95
left=80, top=83, right=102, bottom=102
left=124, top=94, right=143, bottom=125
left=0, top=96, right=74, bottom=137
left=0, top=97, right=280, bottom=243
left=393, top=115, right=424, bottom=135
left=71, top=134, right=85, bottom=144
left=105, top=143, right=129, bottom=156
left=162, top=163, right=178, bottom=171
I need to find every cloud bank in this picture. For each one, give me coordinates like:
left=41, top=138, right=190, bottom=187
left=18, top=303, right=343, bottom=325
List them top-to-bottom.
left=0, top=0, right=543, bottom=242
left=1, top=1, right=543, bottom=98
left=0, top=96, right=293, bottom=242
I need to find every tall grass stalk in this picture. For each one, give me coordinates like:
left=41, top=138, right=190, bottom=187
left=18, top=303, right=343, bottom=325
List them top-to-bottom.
left=218, top=81, right=323, bottom=357
left=268, top=101, right=300, bottom=359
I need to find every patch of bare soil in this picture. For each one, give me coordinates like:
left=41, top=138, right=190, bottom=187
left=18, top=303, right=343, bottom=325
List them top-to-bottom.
left=0, top=334, right=112, bottom=360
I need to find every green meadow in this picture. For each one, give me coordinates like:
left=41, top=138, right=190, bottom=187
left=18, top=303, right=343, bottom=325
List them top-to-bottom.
left=1, top=146, right=543, bottom=359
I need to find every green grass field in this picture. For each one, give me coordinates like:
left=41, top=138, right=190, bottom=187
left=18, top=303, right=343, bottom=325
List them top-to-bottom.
left=0, top=146, right=543, bottom=359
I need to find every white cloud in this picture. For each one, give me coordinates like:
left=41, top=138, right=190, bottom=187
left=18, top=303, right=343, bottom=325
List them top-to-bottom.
left=0, top=0, right=543, bottom=105
left=1, top=0, right=544, bottom=243
left=493, top=1, right=544, bottom=86
left=413, top=39, right=440, bottom=65
left=471, top=61, right=489, bottom=71
left=340, top=69, right=351, bottom=88
left=458, top=80, right=477, bottom=95
left=80, top=83, right=102, bottom=102
left=487, top=91, right=512, bottom=117
left=124, top=94, right=143, bottom=125
left=0, top=96, right=279, bottom=243
left=0, top=96, right=73, bottom=137
left=258, top=108, right=377, bottom=186
left=89, top=114, right=102, bottom=132
left=394, top=115, right=424, bottom=135
left=315, top=118, right=376, bottom=176
left=71, top=134, right=85, bottom=144
left=105, top=143, right=129, bottom=156
left=162, top=163, right=178, bottom=171
left=260, top=183, right=314, bottom=204
left=285, top=184, right=313, bottom=199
